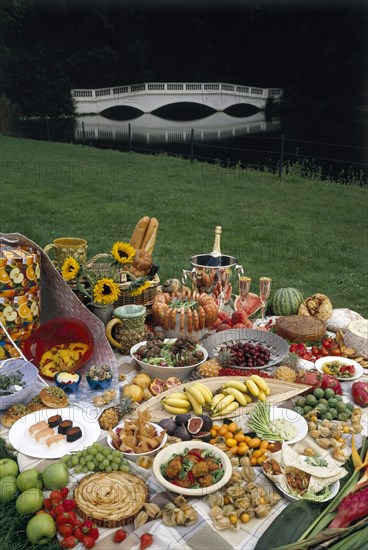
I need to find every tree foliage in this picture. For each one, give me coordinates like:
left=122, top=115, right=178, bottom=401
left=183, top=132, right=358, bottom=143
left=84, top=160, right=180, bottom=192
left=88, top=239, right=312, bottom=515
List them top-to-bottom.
left=0, top=0, right=366, bottom=116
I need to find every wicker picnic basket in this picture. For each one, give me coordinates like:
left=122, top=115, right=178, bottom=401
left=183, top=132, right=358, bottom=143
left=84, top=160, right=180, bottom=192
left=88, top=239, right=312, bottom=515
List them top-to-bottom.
left=86, top=253, right=160, bottom=311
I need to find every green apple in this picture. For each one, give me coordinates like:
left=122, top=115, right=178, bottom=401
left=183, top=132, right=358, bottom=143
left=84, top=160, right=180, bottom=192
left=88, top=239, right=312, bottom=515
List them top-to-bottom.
left=0, top=458, right=19, bottom=479
left=42, top=461, right=69, bottom=490
left=16, top=468, right=43, bottom=492
left=0, top=475, right=18, bottom=502
left=16, top=487, right=44, bottom=515
left=26, top=513, right=56, bottom=545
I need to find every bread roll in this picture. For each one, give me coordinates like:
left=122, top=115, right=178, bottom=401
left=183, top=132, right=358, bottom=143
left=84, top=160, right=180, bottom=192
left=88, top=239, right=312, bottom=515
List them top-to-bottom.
left=130, top=216, right=150, bottom=250
left=142, top=217, right=159, bottom=254
left=125, top=249, right=152, bottom=277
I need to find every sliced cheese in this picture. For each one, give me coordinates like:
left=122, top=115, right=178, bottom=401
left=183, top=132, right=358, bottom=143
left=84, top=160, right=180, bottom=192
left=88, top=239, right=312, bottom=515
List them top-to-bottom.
left=344, top=319, right=368, bottom=357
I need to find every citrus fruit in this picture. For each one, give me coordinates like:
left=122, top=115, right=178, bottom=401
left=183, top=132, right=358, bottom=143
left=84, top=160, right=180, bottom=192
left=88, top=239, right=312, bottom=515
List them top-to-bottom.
left=26, top=265, right=36, bottom=281
left=0, top=269, right=10, bottom=284
left=18, top=303, right=32, bottom=318
left=227, top=422, right=238, bottom=433
left=225, top=438, right=237, bottom=447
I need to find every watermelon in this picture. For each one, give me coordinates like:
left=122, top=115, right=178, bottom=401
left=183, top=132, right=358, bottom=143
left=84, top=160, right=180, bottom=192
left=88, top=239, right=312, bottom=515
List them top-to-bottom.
left=269, top=288, right=304, bottom=316
left=233, top=292, right=262, bottom=317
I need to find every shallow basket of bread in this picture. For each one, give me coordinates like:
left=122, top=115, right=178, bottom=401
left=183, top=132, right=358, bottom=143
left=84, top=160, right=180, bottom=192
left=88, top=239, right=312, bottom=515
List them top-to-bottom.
left=107, top=409, right=167, bottom=462
left=152, top=440, right=232, bottom=496
left=262, top=442, right=347, bottom=502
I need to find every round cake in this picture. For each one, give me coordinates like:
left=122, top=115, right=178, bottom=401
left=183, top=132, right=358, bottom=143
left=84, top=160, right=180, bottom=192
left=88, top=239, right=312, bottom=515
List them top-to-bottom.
left=275, top=315, right=326, bottom=343
left=74, top=471, right=148, bottom=527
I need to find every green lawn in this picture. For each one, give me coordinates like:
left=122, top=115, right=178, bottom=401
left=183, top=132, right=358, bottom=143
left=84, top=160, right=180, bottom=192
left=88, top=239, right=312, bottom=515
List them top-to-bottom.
left=1, top=136, right=367, bottom=315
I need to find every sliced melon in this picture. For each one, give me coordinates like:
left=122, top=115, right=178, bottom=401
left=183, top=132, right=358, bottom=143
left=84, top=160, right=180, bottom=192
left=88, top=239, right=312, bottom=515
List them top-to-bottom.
left=233, top=292, right=262, bottom=317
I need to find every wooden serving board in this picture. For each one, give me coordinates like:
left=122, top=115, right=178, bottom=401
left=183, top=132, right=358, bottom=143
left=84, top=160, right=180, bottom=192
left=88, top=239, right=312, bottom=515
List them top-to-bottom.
left=133, top=376, right=310, bottom=422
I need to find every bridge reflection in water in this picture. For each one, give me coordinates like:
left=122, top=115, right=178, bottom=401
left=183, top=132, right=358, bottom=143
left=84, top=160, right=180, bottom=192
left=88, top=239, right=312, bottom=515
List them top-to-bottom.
left=74, top=111, right=281, bottom=145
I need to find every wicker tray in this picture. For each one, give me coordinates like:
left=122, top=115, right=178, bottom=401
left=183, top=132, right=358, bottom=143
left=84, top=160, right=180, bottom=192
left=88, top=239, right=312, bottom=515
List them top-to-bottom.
left=86, top=253, right=160, bottom=310
left=202, top=328, right=289, bottom=369
left=133, top=376, right=310, bottom=422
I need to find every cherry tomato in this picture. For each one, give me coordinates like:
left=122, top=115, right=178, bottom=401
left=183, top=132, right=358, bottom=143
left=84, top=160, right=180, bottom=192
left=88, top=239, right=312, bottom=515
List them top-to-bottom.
left=322, top=338, right=333, bottom=349
left=311, top=346, right=320, bottom=356
left=321, top=347, right=330, bottom=356
left=331, top=348, right=342, bottom=356
left=302, top=352, right=313, bottom=361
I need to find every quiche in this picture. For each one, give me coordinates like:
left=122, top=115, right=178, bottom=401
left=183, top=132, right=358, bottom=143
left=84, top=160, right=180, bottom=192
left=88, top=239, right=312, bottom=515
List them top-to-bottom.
left=74, top=471, right=148, bottom=527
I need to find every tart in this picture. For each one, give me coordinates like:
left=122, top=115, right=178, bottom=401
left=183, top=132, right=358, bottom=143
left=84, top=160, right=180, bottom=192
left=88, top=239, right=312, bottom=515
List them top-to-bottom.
left=275, top=315, right=326, bottom=343
left=39, top=387, right=69, bottom=408
left=26, top=395, right=50, bottom=413
left=1, top=404, right=28, bottom=428
left=74, top=471, right=148, bottom=527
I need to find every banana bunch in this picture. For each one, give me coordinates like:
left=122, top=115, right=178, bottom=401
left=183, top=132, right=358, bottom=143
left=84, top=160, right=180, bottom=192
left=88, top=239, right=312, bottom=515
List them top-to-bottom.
left=245, top=375, right=270, bottom=402
left=209, top=376, right=271, bottom=416
left=184, top=382, right=213, bottom=415
left=161, top=392, right=192, bottom=415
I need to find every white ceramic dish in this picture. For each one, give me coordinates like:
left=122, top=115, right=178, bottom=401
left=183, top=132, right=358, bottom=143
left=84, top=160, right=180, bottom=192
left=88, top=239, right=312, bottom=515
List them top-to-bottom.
left=130, top=339, right=208, bottom=381
left=315, top=356, right=363, bottom=381
left=8, top=406, right=100, bottom=459
left=242, top=407, right=308, bottom=444
left=107, top=420, right=167, bottom=462
left=152, top=441, right=232, bottom=496
left=277, top=479, right=340, bottom=503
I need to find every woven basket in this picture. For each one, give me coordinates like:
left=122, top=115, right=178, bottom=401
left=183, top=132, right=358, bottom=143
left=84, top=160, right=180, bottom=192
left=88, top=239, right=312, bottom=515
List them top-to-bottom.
left=86, top=253, right=160, bottom=311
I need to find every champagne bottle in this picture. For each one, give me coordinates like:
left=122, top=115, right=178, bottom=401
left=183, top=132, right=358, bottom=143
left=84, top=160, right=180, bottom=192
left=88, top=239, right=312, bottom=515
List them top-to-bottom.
left=207, top=226, right=222, bottom=266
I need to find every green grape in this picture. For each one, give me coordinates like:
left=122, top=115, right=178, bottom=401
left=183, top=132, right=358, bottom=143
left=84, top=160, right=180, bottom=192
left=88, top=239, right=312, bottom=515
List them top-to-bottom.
left=92, top=441, right=101, bottom=447
left=89, top=447, right=97, bottom=456
left=102, top=447, right=110, bottom=456
left=112, top=450, right=122, bottom=458
left=76, top=451, right=83, bottom=457
left=95, top=453, right=104, bottom=462
left=61, top=454, right=70, bottom=463
left=85, top=455, right=93, bottom=463
left=71, top=456, right=79, bottom=466
left=112, top=456, right=122, bottom=465
left=79, top=457, right=86, bottom=466
left=102, top=458, right=110, bottom=467
left=66, top=460, right=73, bottom=469
left=87, top=461, right=95, bottom=471
left=111, top=462, right=119, bottom=471
left=97, top=463, right=105, bottom=471
left=74, top=464, right=83, bottom=474
left=119, top=464, right=130, bottom=472
left=105, top=465, right=112, bottom=473
left=82, top=466, right=89, bottom=474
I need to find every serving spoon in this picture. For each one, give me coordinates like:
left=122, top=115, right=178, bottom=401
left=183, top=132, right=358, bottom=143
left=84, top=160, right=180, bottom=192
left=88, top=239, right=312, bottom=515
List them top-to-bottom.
left=0, top=384, right=24, bottom=394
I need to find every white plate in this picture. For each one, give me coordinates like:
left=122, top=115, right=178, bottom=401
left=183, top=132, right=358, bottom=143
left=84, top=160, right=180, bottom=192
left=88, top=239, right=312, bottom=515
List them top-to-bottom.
left=315, top=356, right=363, bottom=381
left=9, top=406, right=100, bottom=459
left=243, top=407, right=308, bottom=444
left=277, top=479, right=340, bottom=503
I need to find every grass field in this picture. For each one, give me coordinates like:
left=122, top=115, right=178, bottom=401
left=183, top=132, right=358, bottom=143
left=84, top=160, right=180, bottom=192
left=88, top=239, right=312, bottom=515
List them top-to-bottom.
left=1, top=136, right=367, bottom=315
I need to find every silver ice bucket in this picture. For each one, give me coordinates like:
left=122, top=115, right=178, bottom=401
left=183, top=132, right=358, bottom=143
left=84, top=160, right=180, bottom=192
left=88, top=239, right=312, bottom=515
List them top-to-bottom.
left=182, top=254, right=244, bottom=310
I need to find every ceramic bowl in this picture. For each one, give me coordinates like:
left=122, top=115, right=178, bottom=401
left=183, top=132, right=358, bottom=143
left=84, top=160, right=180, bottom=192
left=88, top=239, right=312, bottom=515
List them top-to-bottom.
left=130, top=339, right=208, bottom=381
left=315, top=356, right=363, bottom=381
left=0, top=359, right=39, bottom=411
left=54, top=371, right=81, bottom=392
left=86, top=376, right=112, bottom=391
left=107, top=421, right=167, bottom=462
left=152, top=440, right=232, bottom=496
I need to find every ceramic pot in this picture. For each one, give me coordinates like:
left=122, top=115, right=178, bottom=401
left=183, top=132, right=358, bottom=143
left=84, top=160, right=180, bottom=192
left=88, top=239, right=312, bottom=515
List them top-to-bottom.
left=91, top=302, right=114, bottom=325
left=106, top=304, right=147, bottom=353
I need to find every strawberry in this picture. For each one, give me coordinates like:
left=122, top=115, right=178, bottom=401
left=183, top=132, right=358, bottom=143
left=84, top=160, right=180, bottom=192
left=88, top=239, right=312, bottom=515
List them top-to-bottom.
left=60, top=487, right=69, bottom=499
left=50, top=489, right=63, bottom=503
left=43, top=497, right=53, bottom=510
left=62, top=499, right=76, bottom=511
left=53, top=503, right=66, bottom=516
left=57, top=511, right=78, bottom=528
left=81, top=520, right=97, bottom=534
left=58, top=524, right=74, bottom=538
left=73, top=527, right=84, bottom=541
left=89, top=528, right=99, bottom=541
left=113, top=529, right=127, bottom=543
left=140, top=533, right=153, bottom=550
left=59, top=536, right=78, bottom=549
left=82, top=536, right=96, bottom=549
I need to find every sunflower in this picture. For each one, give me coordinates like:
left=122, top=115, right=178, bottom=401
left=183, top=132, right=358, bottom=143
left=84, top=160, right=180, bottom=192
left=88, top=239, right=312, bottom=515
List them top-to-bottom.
left=111, top=242, right=136, bottom=265
left=61, top=257, right=80, bottom=282
left=130, top=277, right=151, bottom=297
left=93, top=278, right=120, bottom=305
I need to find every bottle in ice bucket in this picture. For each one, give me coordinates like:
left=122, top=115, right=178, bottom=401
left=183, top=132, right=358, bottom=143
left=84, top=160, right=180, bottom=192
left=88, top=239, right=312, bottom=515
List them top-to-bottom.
left=207, top=226, right=222, bottom=267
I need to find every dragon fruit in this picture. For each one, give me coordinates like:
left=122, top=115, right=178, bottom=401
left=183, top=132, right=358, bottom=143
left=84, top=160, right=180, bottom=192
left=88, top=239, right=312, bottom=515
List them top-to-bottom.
left=295, top=369, right=343, bottom=395
left=351, top=381, right=368, bottom=407
left=329, top=485, right=368, bottom=528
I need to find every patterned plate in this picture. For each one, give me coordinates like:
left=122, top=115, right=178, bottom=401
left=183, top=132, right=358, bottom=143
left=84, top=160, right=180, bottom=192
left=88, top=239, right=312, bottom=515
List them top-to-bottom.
left=201, top=328, right=289, bottom=369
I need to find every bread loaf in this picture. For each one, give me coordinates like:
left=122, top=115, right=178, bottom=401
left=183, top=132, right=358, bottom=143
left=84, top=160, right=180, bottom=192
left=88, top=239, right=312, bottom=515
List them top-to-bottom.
left=130, top=216, right=150, bottom=250
left=142, top=217, right=159, bottom=254
left=125, top=249, right=152, bottom=277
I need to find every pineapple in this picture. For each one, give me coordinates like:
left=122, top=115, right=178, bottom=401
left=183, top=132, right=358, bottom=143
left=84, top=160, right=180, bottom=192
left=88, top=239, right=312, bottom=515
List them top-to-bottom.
left=217, top=350, right=233, bottom=369
left=195, top=359, right=221, bottom=378
left=274, top=365, right=298, bottom=382
left=115, top=393, right=136, bottom=419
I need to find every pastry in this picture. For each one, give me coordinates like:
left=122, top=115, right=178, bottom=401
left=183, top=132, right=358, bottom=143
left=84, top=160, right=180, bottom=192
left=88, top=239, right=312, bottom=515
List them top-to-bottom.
left=275, top=315, right=326, bottom=343
left=39, top=387, right=69, bottom=408
left=26, top=395, right=50, bottom=413
left=1, top=404, right=28, bottom=427
left=74, top=471, right=148, bottom=527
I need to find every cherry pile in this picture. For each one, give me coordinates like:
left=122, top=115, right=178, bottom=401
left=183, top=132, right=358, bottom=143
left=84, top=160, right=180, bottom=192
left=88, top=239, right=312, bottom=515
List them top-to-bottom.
left=226, top=342, right=271, bottom=368
left=218, top=367, right=271, bottom=378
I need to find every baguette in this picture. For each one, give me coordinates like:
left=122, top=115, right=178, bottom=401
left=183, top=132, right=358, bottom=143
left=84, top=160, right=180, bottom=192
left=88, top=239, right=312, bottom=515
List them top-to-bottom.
left=130, top=216, right=150, bottom=250
left=141, top=217, right=159, bottom=254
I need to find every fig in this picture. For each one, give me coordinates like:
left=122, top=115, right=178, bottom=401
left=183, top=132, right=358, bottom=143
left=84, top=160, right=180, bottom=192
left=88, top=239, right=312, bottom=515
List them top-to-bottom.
left=165, top=377, right=181, bottom=389
left=175, top=413, right=192, bottom=426
left=198, top=414, right=213, bottom=431
left=187, top=416, right=204, bottom=434
left=158, top=418, right=177, bottom=436
left=174, top=425, right=192, bottom=441
left=194, top=431, right=211, bottom=442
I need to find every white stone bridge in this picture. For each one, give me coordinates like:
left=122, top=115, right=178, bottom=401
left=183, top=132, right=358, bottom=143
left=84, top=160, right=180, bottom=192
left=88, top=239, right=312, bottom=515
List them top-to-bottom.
left=72, top=82, right=283, bottom=114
